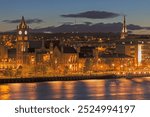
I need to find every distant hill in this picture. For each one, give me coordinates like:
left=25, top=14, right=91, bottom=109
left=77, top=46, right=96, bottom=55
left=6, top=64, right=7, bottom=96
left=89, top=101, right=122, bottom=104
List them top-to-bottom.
left=1, top=22, right=149, bottom=34
left=30, top=22, right=148, bottom=33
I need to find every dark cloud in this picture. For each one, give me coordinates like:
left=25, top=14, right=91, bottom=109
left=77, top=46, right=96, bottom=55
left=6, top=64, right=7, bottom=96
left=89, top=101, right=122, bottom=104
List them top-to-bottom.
left=61, top=11, right=120, bottom=19
left=2, top=18, right=44, bottom=24
left=127, top=24, right=144, bottom=30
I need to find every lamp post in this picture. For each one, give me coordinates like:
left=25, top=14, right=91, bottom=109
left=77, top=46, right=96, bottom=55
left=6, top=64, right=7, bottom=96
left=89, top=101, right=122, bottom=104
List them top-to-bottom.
left=112, top=63, right=115, bottom=74
left=121, top=65, right=123, bottom=71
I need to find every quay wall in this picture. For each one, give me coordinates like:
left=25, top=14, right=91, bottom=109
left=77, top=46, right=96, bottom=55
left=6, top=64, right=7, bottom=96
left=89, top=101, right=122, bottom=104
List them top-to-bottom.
left=1, top=73, right=150, bottom=84
left=0, top=74, right=116, bottom=84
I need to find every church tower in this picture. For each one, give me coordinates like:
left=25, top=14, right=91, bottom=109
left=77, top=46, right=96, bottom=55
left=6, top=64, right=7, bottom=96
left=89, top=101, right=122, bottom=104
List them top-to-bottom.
left=16, top=16, right=29, bottom=65
left=121, top=16, right=128, bottom=39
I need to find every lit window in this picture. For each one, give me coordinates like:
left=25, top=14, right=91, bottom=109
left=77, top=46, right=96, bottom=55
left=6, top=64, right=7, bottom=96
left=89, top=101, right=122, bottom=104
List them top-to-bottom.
left=122, top=42, right=125, bottom=44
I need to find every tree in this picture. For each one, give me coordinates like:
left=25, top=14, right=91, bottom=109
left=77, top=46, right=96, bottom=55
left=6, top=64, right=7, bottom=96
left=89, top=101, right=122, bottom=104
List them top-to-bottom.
left=83, top=58, right=93, bottom=73
left=15, top=66, right=23, bottom=77
left=64, top=66, right=69, bottom=75
left=3, top=68, right=13, bottom=77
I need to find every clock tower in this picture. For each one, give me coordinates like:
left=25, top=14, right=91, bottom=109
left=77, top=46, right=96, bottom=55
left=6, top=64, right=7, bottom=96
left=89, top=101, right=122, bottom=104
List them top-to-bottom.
left=16, top=16, right=29, bottom=64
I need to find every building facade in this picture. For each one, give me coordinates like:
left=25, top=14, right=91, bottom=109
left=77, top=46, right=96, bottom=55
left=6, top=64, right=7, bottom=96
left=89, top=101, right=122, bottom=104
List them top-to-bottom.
left=16, top=16, right=29, bottom=65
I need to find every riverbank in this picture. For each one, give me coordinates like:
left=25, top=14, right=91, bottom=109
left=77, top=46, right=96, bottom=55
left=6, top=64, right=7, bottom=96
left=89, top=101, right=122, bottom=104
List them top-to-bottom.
left=1, top=72, right=150, bottom=84
left=116, top=72, right=150, bottom=78
left=0, top=74, right=117, bottom=84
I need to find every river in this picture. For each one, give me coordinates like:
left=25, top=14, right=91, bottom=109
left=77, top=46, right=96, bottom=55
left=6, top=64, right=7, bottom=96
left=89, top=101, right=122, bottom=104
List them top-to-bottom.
left=0, top=77, right=150, bottom=100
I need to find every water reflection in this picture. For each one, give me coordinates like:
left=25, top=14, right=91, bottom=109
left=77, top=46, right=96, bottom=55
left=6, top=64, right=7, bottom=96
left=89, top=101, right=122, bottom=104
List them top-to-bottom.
left=0, top=77, right=150, bottom=100
left=104, top=79, right=119, bottom=99
left=73, top=81, right=91, bottom=100
left=36, top=82, right=53, bottom=99
left=64, top=82, right=74, bottom=99
left=9, top=83, right=37, bottom=100
left=0, top=85, right=10, bottom=100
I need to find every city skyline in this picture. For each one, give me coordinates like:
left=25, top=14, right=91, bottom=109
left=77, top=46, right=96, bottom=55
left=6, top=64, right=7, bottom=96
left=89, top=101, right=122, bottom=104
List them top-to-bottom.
left=0, top=0, right=150, bottom=33
left=0, top=2, right=150, bottom=100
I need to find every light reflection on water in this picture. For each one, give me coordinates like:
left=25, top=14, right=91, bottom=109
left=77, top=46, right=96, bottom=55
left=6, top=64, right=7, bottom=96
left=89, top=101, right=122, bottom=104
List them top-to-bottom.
left=0, top=77, right=150, bottom=100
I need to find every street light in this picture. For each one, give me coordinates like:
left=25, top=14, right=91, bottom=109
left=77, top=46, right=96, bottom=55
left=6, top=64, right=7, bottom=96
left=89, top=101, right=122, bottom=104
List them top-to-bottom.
left=112, top=63, right=115, bottom=71
left=121, top=65, right=123, bottom=71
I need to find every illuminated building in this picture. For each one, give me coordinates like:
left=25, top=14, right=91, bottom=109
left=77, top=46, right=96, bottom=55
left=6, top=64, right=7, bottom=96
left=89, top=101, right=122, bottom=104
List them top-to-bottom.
left=0, top=15, right=150, bottom=77
left=16, top=16, right=29, bottom=65
left=16, top=17, right=53, bottom=66
left=116, top=39, right=150, bottom=67
left=0, top=44, right=8, bottom=60
left=53, top=44, right=78, bottom=73
left=138, top=44, right=142, bottom=65
left=78, top=46, right=95, bottom=72
left=99, top=53, right=133, bottom=71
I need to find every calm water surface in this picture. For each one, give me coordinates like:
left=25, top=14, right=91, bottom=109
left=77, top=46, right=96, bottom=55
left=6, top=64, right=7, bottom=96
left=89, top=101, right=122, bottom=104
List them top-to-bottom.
left=0, top=77, right=150, bottom=100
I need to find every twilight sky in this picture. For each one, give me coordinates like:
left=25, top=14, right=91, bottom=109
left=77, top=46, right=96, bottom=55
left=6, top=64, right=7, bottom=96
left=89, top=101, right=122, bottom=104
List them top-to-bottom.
left=0, top=0, right=150, bottom=32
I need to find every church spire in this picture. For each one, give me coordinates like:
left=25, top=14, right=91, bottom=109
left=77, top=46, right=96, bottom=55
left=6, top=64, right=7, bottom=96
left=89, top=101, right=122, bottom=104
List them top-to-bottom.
left=19, top=16, right=28, bottom=29
left=21, top=16, right=25, bottom=22
left=121, top=16, right=128, bottom=39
